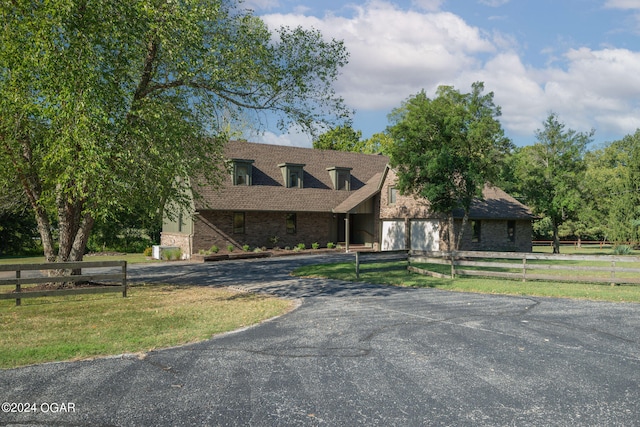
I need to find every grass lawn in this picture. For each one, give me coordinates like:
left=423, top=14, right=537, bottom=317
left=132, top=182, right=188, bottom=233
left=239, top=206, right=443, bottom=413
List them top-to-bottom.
left=0, top=253, right=159, bottom=265
left=293, top=261, right=640, bottom=303
left=0, top=284, right=293, bottom=369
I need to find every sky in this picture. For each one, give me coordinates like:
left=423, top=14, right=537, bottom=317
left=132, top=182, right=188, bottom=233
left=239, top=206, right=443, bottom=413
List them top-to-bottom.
left=242, top=0, right=640, bottom=148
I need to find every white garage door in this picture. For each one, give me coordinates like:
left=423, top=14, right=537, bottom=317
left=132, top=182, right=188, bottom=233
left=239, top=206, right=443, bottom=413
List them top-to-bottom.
left=410, top=220, right=440, bottom=252
left=382, top=221, right=406, bottom=251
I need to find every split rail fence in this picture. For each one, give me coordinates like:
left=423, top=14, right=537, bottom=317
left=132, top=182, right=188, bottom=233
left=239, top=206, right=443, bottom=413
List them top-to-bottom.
left=353, top=250, right=640, bottom=285
left=409, top=251, right=640, bottom=285
left=0, top=261, right=127, bottom=306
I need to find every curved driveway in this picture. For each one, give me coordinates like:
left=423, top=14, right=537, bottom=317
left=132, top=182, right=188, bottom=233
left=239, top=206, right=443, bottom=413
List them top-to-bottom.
left=1, top=254, right=640, bottom=426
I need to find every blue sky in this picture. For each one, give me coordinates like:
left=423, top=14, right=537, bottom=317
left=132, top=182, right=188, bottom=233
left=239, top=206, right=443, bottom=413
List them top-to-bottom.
left=243, top=0, right=640, bottom=147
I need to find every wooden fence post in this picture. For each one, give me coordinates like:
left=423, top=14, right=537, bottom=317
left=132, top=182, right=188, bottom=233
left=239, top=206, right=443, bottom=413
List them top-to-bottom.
left=450, top=251, right=456, bottom=279
left=355, top=252, right=360, bottom=279
left=522, top=257, right=527, bottom=282
left=611, top=260, right=616, bottom=286
left=122, top=261, right=128, bottom=297
left=16, top=270, right=21, bottom=306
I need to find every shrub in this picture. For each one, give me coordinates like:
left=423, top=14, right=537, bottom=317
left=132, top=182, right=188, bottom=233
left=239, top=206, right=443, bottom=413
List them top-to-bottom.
left=312, top=242, right=320, bottom=250
left=326, top=242, right=335, bottom=249
left=297, top=243, right=306, bottom=250
left=242, top=244, right=250, bottom=252
left=613, top=244, right=633, bottom=255
left=209, top=245, right=219, bottom=254
left=227, top=245, right=234, bottom=252
left=284, top=246, right=291, bottom=251
left=293, top=246, right=302, bottom=252
left=143, top=247, right=153, bottom=257
left=253, top=247, right=262, bottom=253
left=162, top=248, right=182, bottom=261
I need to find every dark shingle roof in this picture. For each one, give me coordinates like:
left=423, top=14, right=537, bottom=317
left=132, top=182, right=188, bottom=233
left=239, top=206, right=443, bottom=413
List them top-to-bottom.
left=195, top=141, right=389, bottom=212
left=454, top=185, right=535, bottom=220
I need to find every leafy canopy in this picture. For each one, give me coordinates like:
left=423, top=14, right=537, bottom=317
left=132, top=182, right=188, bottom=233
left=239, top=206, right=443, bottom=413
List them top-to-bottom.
left=0, top=0, right=350, bottom=262
left=386, top=82, right=511, bottom=248
left=511, top=113, right=593, bottom=252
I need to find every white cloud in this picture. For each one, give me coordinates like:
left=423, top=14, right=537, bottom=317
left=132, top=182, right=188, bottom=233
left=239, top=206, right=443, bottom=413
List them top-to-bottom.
left=411, top=0, right=445, bottom=12
left=479, top=0, right=510, bottom=7
left=604, top=0, right=640, bottom=10
left=260, top=1, right=640, bottom=144
left=263, top=2, right=495, bottom=111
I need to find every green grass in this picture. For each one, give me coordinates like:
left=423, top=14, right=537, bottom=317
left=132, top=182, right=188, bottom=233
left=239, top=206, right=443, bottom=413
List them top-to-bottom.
left=0, top=253, right=160, bottom=265
left=293, top=261, right=640, bottom=303
left=0, top=284, right=293, bottom=369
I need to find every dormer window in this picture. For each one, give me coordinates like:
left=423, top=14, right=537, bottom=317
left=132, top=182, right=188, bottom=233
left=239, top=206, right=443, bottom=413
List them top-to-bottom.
left=231, top=159, right=254, bottom=186
left=279, top=163, right=305, bottom=188
left=327, top=167, right=352, bottom=190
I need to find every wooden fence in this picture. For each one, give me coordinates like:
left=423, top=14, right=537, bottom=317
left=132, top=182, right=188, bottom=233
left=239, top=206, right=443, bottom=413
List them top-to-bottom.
left=409, top=251, right=640, bottom=285
left=0, top=261, right=127, bottom=306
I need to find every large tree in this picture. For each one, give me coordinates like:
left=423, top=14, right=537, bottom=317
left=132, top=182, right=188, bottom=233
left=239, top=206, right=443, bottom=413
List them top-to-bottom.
left=0, top=0, right=349, bottom=264
left=387, top=82, right=512, bottom=250
left=513, top=113, right=593, bottom=253
left=312, top=125, right=363, bottom=152
left=587, top=131, right=640, bottom=244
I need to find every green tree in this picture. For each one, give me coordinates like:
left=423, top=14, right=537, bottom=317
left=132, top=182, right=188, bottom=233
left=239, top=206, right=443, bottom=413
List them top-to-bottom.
left=0, top=0, right=349, bottom=264
left=387, top=82, right=512, bottom=250
left=513, top=113, right=593, bottom=253
left=313, top=125, right=363, bottom=151
left=588, top=131, right=640, bottom=244
left=361, top=132, right=394, bottom=155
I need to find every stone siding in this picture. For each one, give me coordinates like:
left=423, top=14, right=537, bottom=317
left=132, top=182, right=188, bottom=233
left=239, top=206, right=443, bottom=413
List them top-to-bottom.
left=159, top=232, right=193, bottom=259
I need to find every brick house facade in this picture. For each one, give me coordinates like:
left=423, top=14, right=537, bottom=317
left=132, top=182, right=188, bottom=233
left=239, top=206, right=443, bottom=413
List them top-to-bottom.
left=161, top=141, right=535, bottom=257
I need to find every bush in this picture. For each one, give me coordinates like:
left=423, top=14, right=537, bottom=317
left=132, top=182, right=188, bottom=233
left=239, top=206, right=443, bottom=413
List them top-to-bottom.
left=312, top=242, right=320, bottom=250
left=326, top=242, right=335, bottom=249
left=297, top=243, right=306, bottom=250
left=227, top=244, right=234, bottom=252
left=242, top=244, right=250, bottom=252
left=210, top=245, right=219, bottom=254
left=613, top=245, right=633, bottom=255
left=284, top=246, right=291, bottom=251
left=143, top=247, right=153, bottom=257
left=253, top=247, right=262, bottom=253
left=162, top=248, right=182, bottom=261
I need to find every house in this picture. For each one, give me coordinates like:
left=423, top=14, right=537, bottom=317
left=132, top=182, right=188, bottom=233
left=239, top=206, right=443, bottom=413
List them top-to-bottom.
left=161, top=140, right=535, bottom=257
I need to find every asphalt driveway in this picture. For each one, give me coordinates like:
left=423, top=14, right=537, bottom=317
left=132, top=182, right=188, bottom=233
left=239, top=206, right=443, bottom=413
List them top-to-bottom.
left=1, top=254, right=639, bottom=426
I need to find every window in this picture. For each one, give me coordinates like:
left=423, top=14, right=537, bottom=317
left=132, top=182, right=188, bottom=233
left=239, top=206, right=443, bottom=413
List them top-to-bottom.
left=231, top=159, right=254, bottom=186
left=279, top=163, right=305, bottom=188
left=326, top=167, right=352, bottom=190
left=289, top=171, right=299, bottom=188
left=389, top=186, right=398, bottom=205
left=233, top=212, right=245, bottom=234
left=286, top=213, right=297, bottom=234
left=471, top=220, right=481, bottom=243
left=507, top=220, right=516, bottom=242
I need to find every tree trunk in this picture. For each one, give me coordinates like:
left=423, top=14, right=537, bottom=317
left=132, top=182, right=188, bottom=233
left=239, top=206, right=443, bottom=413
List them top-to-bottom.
left=455, top=210, right=469, bottom=252
left=447, top=213, right=456, bottom=251
left=552, top=222, right=560, bottom=254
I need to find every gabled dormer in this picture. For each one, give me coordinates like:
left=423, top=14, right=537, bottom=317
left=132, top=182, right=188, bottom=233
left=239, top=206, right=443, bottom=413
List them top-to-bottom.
left=231, top=159, right=254, bottom=186
left=279, top=163, right=305, bottom=188
left=326, top=166, right=352, bottom=190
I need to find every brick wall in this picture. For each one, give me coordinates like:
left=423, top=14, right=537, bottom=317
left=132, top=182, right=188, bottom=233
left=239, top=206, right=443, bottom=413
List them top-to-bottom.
left=379, top=169, right=533, bottom=252
left=193, top=210, right=334, bottom=251
left=438, top=219, right=532, bottom=252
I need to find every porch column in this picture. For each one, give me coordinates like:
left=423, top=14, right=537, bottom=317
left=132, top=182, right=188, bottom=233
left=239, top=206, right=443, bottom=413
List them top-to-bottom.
left=345, top=214, right=350, bottom=253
